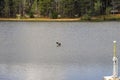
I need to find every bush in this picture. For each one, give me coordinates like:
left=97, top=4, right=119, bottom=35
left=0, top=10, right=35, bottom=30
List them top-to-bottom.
left=106, top=7, right=112, bottom=15
left=49, top=11, right=58, bottom=19
left=29, top=12, right=34, bottom=18
left=16, top=14, right=21, bottom=19
left=81, top=14, right=91, bottom=20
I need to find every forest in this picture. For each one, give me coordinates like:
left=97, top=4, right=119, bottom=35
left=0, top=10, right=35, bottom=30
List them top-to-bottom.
left=0, top=0, right=119, bottom=19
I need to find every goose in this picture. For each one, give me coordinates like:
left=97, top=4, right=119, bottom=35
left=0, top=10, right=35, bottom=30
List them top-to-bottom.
left=56, top=42, right=61, bottom=47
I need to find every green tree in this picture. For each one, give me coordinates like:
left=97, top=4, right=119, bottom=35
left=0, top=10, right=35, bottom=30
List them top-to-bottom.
left=0, top=0, right=4, bottom=17
left=0, top=0, right=117, bottom=18
left=4, top=0, right=10, bottom=17
left=9, top=0, right=21, bottom=17
left=25, top=0, right=34, bottom=15
left=31, top=0, right=38, bottom=14
left=38, top=0, right=55, bottom=17
left=59, top=0, right=74, bottom=18
left=73, top=0, right=82, bottom=17
left=94, top=0, right=102, bottom=15
left=106, top=7, right=112, bottom=15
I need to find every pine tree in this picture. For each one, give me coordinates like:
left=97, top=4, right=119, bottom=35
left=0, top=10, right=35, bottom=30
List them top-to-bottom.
left=0, top=0, right=4, bottom=17
left=4, top=0, right=10, bottom=17
left=31, top=0, right=38, bottom=14
left=38, top=0, right=55, bottom=17
left=59, top=0, right=74, bottom=18
left=94, top=0, right=102, bottom=15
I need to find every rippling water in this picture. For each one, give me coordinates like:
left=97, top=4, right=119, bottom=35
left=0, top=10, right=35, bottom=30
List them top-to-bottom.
left=0, top=22, right=120, bottom=80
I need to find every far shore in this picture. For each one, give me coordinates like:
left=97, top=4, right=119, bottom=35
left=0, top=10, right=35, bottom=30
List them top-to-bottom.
left=0, top=14, right=120, bottom=22
left=0, top=18, right=81, bottom=22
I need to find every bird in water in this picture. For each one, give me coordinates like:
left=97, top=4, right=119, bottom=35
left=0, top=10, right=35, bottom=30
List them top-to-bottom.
left=56, top=42, right=61, bottom=47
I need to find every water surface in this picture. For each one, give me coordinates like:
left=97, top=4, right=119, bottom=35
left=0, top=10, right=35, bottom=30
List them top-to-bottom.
left=0, top=22, right=120, bottom=80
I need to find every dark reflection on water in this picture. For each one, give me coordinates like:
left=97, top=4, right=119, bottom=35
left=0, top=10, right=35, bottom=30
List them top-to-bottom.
left=0, top=22, right=120, bottom=80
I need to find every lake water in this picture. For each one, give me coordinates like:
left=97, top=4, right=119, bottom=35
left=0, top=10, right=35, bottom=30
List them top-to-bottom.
left=0, top=22, right=120, bottom=80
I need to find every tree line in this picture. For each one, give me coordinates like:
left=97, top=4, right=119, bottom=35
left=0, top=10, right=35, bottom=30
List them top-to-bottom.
left=0, top=0, right=119, bottom=18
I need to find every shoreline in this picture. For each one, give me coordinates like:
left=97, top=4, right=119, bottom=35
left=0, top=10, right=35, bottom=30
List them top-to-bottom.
left=0, top=15, right=120, bottom=22
left=0, top=18, right=81, bottom=22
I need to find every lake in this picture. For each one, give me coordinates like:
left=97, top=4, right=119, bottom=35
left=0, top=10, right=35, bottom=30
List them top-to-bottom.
left=0, top=22, right=120, bottom=80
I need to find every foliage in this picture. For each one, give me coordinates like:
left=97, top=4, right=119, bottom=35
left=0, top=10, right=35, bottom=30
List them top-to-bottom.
left=0, top=0, right=118, bottom=18
left=4, top=0, right=10, bottom=17
left=11, top=0, right=21, bottom=17
left=31, top=0, right=37, bottom=13
left=38, top=0, right=55, bottom=17
left=59, top=0, right=74, bottom=18
left=94, top=0, right=102, bottom=15
left=106, top=7, right=112, bottom=15
left=49, top=11, right=58, bottom=19
left=29, top=12, right=34, bottom=18
left=81, top=14, right=91, bottom=20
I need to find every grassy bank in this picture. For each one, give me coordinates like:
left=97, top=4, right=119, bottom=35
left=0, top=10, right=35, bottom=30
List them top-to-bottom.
left=0, top=14, right=120, bottom=22
left=0, top=18, right=81, bottom=22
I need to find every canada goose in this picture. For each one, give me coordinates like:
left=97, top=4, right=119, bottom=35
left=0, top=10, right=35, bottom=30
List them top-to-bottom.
left=56, top=42, right=61, bottom=47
